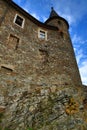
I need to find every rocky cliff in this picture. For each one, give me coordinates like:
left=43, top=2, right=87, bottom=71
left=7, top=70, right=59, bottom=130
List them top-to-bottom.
left=0, top=82, right=87, bottom=130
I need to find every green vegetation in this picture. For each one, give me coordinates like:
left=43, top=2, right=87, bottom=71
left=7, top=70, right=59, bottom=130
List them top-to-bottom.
left=0, top=113, right=3, bottom=123
left=0, top=128, right=10, bottom=130
left=0, top=128, right=33, bottom=130
left=27, top=128, right=33, bottom=130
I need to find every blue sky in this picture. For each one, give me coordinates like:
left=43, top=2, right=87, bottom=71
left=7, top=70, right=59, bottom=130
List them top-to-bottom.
left=13, top=0, right=87, bottom=85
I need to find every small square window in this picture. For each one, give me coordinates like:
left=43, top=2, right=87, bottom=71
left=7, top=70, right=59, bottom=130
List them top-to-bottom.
left=14, top=14, right=25, bottom=28
left=38, top=29, right=47, bottom=40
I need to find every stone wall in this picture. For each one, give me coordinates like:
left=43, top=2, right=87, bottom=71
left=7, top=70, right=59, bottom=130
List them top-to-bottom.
left=0, top=0, right=87, bottom=129
left=0, top=0, right=82, bottom=86
left=0, top=84, right=87, bottom=130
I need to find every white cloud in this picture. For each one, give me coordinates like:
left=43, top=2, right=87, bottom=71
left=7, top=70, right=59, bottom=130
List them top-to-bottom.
left=54, top=0, right=87, bottom=25
left=23, top=8, right=29, bottom=13
left=31, top=13, right=40, bottom=20
left=59, top=13, right=74, bottom=25
left=64, top=15, right=74, bottom=25
left=42, top=16, right=48, bottom=22
left=71, top=34, right=87, bottom=85
left=72, top=34, right=87, bottom=45
left=72, top=34, right=82, bottom=44
left=72, top=35, right=84, bottom=63
left=75, top=49, right=87, bottom=85
left=76, top=50, right=83, bottom=64
left=79, top=61, right=87, bottom=85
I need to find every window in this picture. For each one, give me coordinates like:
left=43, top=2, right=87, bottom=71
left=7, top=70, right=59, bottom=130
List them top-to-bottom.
left=14, top=14, right=25, bottom=28
left=58, top=20, right=61, bottom=25
left=38, top=29, right=47, bottom=40
left=40, top=30, right=45, bottom=39
left=60, top=31, right=64, bottom=38
left=8, top=34, right=19, bottom=50
left=39, top=49, right=48, bottom=63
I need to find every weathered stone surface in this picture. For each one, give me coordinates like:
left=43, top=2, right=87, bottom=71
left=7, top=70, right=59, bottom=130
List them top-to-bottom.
left=0, top=0, right=87, bottom=130
left=0, top=86, right=86, bottom=130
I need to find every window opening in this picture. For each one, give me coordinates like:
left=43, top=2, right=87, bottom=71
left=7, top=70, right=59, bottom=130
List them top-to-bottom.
left=14, top=14, right=25, bottom=28
left=58, top=20, right=61, bottom=25
left=38, top=29, right=47, bottom=40
left=40, top=30, right=45, bottom=39
left=60, top=32, right=64, bottom=38
left=8, top=34, right=19, bottom=50
left=39, top=49, right=48, bottom=63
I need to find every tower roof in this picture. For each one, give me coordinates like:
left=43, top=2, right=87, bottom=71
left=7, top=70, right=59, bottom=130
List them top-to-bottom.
left=45, top=7, right=69, bottom=29
left=49, top=7, right=59, bottom=18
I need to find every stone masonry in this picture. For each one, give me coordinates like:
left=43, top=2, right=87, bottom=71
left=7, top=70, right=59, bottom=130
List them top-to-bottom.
left=0, top=0, right=87, bottom=129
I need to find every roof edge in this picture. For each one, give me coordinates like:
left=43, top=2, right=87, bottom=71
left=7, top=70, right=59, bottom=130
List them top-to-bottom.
left=4, top=0, right=58, bottom=31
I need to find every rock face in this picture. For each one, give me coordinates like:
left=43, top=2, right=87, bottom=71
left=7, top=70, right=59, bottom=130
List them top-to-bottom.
left=0, top=0, right=87, bottom=129
left=0, top=85, right=87, bottom=130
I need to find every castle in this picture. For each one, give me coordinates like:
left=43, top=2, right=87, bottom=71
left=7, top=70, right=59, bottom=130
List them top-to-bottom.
left=0, top=0, right=87, bottom=129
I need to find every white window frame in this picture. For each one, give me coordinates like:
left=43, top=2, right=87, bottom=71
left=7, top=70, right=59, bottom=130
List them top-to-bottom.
left=13, top=14, right=25, bottom=28
left=38, top=28, right=47, bottom=40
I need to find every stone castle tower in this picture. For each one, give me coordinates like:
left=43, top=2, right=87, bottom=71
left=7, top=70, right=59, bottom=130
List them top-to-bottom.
left=0, top=0, right=87, bottom=129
